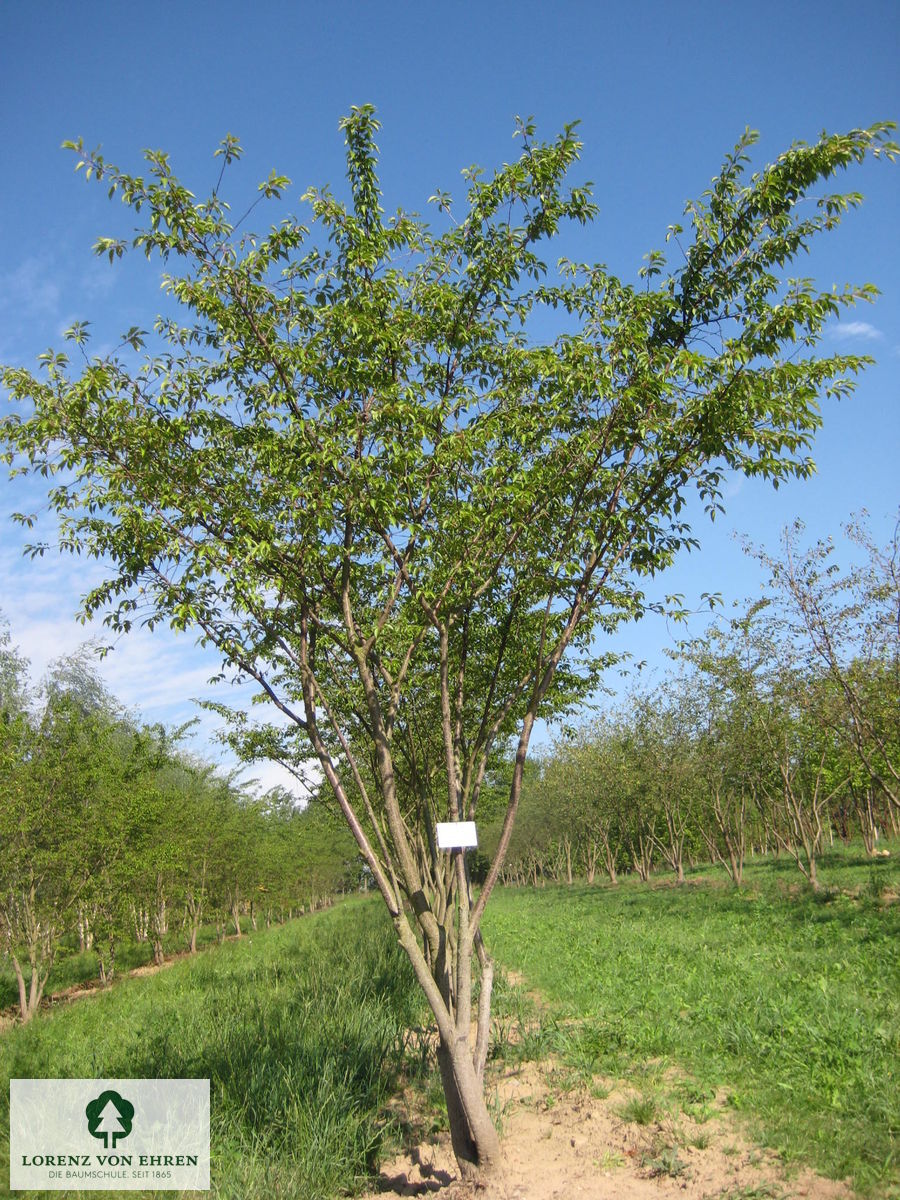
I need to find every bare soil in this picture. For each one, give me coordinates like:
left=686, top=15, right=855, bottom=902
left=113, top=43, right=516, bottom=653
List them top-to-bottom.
left=364, top=1059, right=854, bottom=1200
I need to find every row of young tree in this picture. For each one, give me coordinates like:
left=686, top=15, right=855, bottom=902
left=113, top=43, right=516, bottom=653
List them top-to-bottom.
left=491, top=519, right=899, bottom=892
left=0, top=634, right=357, bottom=1022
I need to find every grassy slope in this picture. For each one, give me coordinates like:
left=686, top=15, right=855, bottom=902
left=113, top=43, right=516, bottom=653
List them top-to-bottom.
left=483, top=847, right=900, bottom=1196
left=0, top=898, right=422, bottom=1200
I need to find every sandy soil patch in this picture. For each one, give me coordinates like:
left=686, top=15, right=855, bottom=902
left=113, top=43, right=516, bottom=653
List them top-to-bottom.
left=364, top=1059, right=854, bottom=1200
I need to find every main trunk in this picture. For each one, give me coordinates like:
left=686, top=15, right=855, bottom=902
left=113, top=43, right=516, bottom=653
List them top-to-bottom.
left=394, top=912, right=500, bottom=1180
left=437, top=1035, right=501, bottom=1180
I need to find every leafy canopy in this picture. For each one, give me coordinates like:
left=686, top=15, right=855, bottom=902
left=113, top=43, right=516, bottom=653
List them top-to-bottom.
left=1, top=110, right=895, bottom=922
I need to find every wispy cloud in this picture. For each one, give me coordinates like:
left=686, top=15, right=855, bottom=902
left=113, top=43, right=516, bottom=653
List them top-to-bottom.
left=0, top=257, right=61, bottom=318
left=81, top=260, right=118, bottom=300
left=831, top=320, right=883, bottom=342
left=723, top=474, right=745, bottom=500
left=1, top=510, right=322, bottom=800
left=0, top=553, right=311, bottom=800
left=238, top=758, right=318, bottom=802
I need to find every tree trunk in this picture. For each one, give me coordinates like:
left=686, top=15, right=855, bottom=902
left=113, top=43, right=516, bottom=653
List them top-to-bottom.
left=853, top=785, right=879, bottom=855
left=601, top=832, right=618, bottom=884
left=632, top=833, right=653, bottom=882
left=563, top=835, right=573, bottom=885
left=585, top=840, right=598, bottom=884
left=729, top=846, right=743, bottom=886
left=8, top=894, right=55, bottom=1023
left=392, top=902, right=500, bottom=1182
left=98, top=938, right=116, bottom=986
left=12, top=944, right=50, bottom=1023
left=11, top=954, right=29, bottom=1023
left=26, top=958, right=46, bottom=1021
left=437, top=1037, right=501, bottom=1181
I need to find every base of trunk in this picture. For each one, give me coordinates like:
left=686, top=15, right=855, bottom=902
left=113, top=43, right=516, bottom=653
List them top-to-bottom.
left=437, top=1039, right=500, bottom=1182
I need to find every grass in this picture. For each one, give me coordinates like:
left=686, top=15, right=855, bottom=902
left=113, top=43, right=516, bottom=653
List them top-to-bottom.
left=2, top=844, right=897, bottom=1198
left=482, top=844, right=900, bottom=1196
left=0, top=898, right=425, bottom=1200
left=0, top=919, right=238, bottom=1011
left=617, top=1092, right=660, bottom=1126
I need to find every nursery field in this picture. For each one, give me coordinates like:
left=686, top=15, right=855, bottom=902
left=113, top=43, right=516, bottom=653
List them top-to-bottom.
left=1, top=847, right=898, bottom=1199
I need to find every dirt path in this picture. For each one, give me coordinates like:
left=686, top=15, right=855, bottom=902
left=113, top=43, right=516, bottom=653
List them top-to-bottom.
left=364, top=1059, right=854, bottom=1200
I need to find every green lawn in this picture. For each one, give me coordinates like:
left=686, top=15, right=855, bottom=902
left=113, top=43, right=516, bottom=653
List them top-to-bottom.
left=483, top=847, right=900, bottom=1196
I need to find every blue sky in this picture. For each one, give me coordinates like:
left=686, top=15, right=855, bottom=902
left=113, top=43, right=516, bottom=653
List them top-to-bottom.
left=1, top=0, right=898, bottom=793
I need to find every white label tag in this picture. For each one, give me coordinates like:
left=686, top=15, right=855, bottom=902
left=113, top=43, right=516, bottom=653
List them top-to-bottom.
left=436, top=820, right=478, bottom=849
left=10, top=1079, right=210, bottom=1191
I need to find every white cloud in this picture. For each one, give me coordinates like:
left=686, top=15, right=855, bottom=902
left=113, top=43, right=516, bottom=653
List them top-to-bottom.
left=0, top=257, right=61, bottom=318
left=81, top=261, right=118, bottom=300
left=831, top=320, right=883, bottom=342
left=723, top=474, right=745, bottom=500
left=0, top=522, right=319, bottom=802
left=0, top=571, right=312, bottom=803
left=97, top=633, right=224, bottom=713
left=238, top=758, right=319, bottom=804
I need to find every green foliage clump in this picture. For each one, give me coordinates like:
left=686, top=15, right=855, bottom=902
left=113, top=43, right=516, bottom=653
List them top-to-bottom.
left=0, top=629, right=361, bottom=1022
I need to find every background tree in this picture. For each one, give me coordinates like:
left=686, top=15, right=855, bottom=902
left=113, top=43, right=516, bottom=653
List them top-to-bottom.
left=2, top=111, right=895, bottom=1175
left=749, top=518, right=900, bottom=839
left=674, top=616, right=771, bottom=885
left=0, top=624, right=46, bottom=1020
left=0, top=651, right=118, bottom=1018
left=631, top=686, right=699, bottom=883
left=547, top=719, right=628, bottom=884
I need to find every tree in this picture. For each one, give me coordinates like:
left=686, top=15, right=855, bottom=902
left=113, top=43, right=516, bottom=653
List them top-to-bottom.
left=1, top=109, right=895, bottom=1176
left=748, top=517, right=900, bottom=839
left=704, top=599, right=848, bottom=890
left=673, top=616, right=772, bottom=885
left=0, top=623, right=49, bottom=1021
left=629, top=686, right=699, bottom=883
left=73, top=715, right=142, bottom=985
left=544, top=719, right=627, bottom=884
left=491, top=755, right=564, bottom=885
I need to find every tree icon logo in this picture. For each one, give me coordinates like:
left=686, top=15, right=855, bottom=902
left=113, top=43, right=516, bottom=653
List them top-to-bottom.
left=85, top=1090, right=135, bottom=1149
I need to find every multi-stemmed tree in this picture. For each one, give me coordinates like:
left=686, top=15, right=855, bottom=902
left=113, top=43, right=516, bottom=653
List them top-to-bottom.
left=2, top=108, right=894, bottom=1175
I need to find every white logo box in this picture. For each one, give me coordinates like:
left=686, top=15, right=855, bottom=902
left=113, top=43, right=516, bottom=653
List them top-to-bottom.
left=10, top=1079, right=209, bottom=1191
